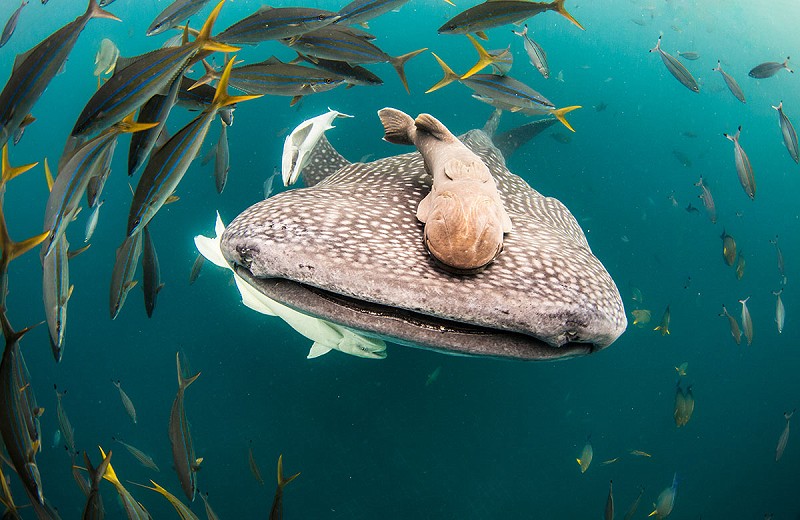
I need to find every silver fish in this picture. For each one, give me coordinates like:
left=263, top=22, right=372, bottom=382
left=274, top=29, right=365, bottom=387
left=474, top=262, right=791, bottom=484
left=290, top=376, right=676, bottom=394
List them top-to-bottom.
left=0, top=0, right=28, bottom=48
left=147, top=0, right=211, bottom=36
left=335, top=0, right=410, bottom=27
left=438, top=0, right=584, bottom=36
left=217, top=6, right=340, bottom=45
left=512, top=24, right=548, bottom=79
left=649, top=35, right=699, bottom=93
left=94, top=37, right=119, bottom=76
left=677, top=51, right=699, bottom=60
left=749, top=57, right=792, bottom=78
left=712, top=60, right=745, bottom=103
left=772, top=101, right=799, bottom=163
left=214, top=121, right=229, bottom=194
left=723, top=126, right=755, bottom=200
left=263, top=167, right=279, bottom=199
left=694, top=176, right=716, bottom=224
left=84, top=200, right=103, bottom=242
left=142, top=225, right=163, bottom=318
left=109, top=232, right=143, bottom=320
left=770, top=236, right=787, bottom=285
left=189, top=254, right=205, bottom=284
left=773, top=289, right=785, bottom=334
left=740, top=296, right=753, bottom=346
left=720, top=304, right=742, bottom=345
left=169, top=352, right=202, bottom=502
left=112, top=380, right=137, bottom=423
left=54, top=385, right=76, bottom=456
left=776, top=410, right=794, bottom=462
left=113, top=438, right=159, bottom=472
left=82, top=450, right=113, bottom=519
left=605, top=480, right=614, bottom=520
left=623, top=486, right=644, bottom=520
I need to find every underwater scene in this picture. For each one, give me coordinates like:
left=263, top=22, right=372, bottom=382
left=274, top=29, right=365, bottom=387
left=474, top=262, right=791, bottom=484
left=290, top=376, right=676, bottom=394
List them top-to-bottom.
left=0, top=0, right=798, bottom=517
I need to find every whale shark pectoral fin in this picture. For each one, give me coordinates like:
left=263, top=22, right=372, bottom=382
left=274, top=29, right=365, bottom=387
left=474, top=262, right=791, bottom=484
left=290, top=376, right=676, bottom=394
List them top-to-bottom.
left=416, top=192, right=434, bottom=222
left=307, top=342, right=333, bottom=358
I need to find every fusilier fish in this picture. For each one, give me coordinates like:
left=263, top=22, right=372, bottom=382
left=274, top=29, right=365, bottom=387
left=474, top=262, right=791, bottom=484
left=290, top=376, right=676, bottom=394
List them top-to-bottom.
left=0, top=0, right=28, bottom=48
left=147, top=0, right=211, bottom=36
left=438, top=0, right=584, bottom=39
left=217, top=6, right=340, bottom=45
left=512, top=24, right=548, bottom=78
left=461, top=35, right=513, bottom=79
left=649, top=36, right=699, bottom=93
left=749, top=57, right=792, bottom=78
left=712, top=60, right=745, bottom=103
left=127, top=76, right=183, bottom=177
left=772, top=101, right=799, bottom=163
left=84, top=200, right=103, bottom=242
left=142, top=225, right=164, bottom=318
left=721, top=230, right=736, bottom=266
left=109, top=232, right=143, bottom=320
left=42, top=235, right=88, bottom=362
left=735, top=252, right=745, bottom=280
left=189, top=254, right=205, bottom=284
left=773, top=289, right=785, bottom=334
left=740, top=296, right=753, bottom=346
left=654, top=304, right=670, bottom=335
left=719, top=304, right=742, bottom=345
left=631, top=309, right=651, bottom=327
left=169, top=352, right=202, bottom=502
left=112, top=380, right=137, bottom=423
left=54, top=384, right=76, bottom=455
left=776, top=410, right=794, bottom=462
left=576, top=438, right=593, bottom=473
left=248, top=442, right=264, bottom=485
left=81, top=450, right=113, bottom=519
left=269, top=455, right=300, bottom=520
left=134, top=479, right=200, bottom=519
left=623, top=486, right=644, bottom=520
left=199, top=493, right=220, bottom=520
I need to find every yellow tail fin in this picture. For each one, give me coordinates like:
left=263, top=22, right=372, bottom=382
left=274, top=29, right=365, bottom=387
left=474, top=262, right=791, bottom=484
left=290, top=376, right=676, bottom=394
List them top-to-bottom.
left=196, top=0, right=239, bottom=53
left=552, top=0, right=584, bottom=30
left=461, top=35, right=509, bottom=79
left=426, top=53, right=460, bottom=94
left=212, top=56, right=263, bottom=108
left=551, top=105, right=581, bottom=132
left=114, top=113, right=160, bottom=134
left=1, top=144, right=38, bottom=186
left=44, top=158, right=54, bottom=192
left=277, top=454, right=300, bottom=488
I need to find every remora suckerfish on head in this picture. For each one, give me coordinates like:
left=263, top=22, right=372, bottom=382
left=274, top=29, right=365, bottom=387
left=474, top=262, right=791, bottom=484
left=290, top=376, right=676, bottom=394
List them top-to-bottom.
left=218, top=109, right=626, bottom=360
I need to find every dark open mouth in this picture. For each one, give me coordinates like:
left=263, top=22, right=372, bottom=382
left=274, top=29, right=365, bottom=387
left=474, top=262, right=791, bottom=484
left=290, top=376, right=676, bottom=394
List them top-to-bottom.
left=233, top=265, right=599, bottom=361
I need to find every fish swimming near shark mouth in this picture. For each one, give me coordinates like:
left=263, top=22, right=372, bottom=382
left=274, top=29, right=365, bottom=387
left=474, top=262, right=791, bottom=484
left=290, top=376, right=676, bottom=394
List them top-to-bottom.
left=217, top=109, right=626, bottom=361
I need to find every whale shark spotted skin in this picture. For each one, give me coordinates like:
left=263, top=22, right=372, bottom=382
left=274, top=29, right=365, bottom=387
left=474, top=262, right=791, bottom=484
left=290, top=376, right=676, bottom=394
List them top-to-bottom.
left=220, top=110, right=626, bottom=360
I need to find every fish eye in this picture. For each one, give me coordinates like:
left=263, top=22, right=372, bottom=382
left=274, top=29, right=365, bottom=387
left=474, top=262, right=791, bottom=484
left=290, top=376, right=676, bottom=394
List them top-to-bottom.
left=318, top=14, right=326, bottom=20
left=448, top=24, right=456, bottom=30
left=325, top=78, right=333, bottom=83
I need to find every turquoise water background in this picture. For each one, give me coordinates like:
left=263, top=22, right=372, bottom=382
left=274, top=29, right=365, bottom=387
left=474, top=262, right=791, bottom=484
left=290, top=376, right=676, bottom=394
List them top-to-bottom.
left=0, top=0, right=799, bottom=517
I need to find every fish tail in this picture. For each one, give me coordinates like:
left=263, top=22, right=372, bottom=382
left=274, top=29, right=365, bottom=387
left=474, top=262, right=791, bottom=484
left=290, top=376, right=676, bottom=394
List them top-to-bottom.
left=86, top=0, right=121, bottom=21
left=196, top=0, right=239, bottom=53
left=551, top=0, right=584, bottom=30
left=461, top=35, right=500, bottom=79
left=649, top=35, right=661, bottom=53
left=389, top=48, right=427, bottom=94
left=426, top=53, right=459, bottom=93
left=212, top=56, right=263, bottom=109
left=785, top=56, right=793, bottom=73
left=188, top=60, right=217, bottom=91
left=712, top=60, right=721, bottom=72
left=772, top=101, right=783, bottom=111
left=551, top=105, right=581, bottom=132
left=377, top=108, right=415, bottom=145
left=114, top=113, right=159, bottom=134
left=1, top=144, right=37, bottom=187
left=43, top=158, right=53, bottom=192
left=0, top=198, right=49, bottom=263
left=0, top=309, right=38, bottom=345
left=176, top=352, right=201, bottom=390
left=98, top=447, right=122, bottom=487
left=277, top=454, right=300, bottom=489
left=575, top=458, right=582, bottom=466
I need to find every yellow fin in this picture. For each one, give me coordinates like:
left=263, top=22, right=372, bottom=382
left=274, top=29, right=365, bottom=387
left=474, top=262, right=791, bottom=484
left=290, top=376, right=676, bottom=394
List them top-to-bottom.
left=196, top=0, right=239, bottom=53
left=551, top=0, right=584, bottom=30
left=475, top=30, right=488, bottom=40
left=461, top=35, right=499, bottom=79
left=426, top=53, right=460, bottom=93
left=212, top=56, right=263, bottom=108
left=551, top=105, right=581, bottom=132
left=114, top=113, right=159, bottom=134
left=1, top=144, right=38, bottom=186
left=44, top=158, right=53, bottom=192
left=165, top=195, right=180, bottom=205
left=277, top=454, right=300, bottom=488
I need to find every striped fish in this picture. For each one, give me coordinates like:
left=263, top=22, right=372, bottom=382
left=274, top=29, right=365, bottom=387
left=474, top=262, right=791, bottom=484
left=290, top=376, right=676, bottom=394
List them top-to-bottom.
left=0, top=0, right=119, bottom=149
left=0, top=0, right=28, bottom=48
left=147, top=0, right=211, bottom=36
left=335, top=0, right=410, bottom=27
left=438, top=0, right=583, bottom=38
left=217, top=6, right=340, bottom=45
left=513, top=24, right=548, bottom=78
left=461, top=34, right=513, bottom=79
left=650, top=35, right=699, bottom=93
left=127, top=56, right=261, bottom=237
left=713, top=60, right=745, bottom=103
left=128, top=75, right=182, bottom=176
left=772, top=101, right=799, bottom=163
left=214, top=122, right=229, bottom=193
left=723, top=126, right=755, bottom=200
left=142, top=225, right=164, bottom=317
left=109, top=232, right=143, bottom=320
left=169, top=352, right=202, bottom=502
left=112, top=380, right=137, bottom=423
left=113, top=438, right=160, bottom=472
left=98, top=446, right=152, bottom=520
left=81, top=450, right=112, bottom=520
left=134, top=480, right=200, bottom=519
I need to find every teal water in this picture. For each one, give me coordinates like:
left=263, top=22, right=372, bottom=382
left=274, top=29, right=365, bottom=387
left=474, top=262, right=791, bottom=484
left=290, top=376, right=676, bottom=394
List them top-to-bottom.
left=1, top=0, right=799, bottom=517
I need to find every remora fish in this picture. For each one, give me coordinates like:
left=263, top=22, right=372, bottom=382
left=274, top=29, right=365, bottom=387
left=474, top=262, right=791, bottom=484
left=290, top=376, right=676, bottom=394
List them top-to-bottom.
left=0, top=0, right=119, bottom=149
left=0, top=0, right=28, bottom=48
left=71, top=0, right=238, bottom=139
left=147, top=0, right=211, bottom=36
left=335, top=0, right=410, bottom=27
left=439, top=0, right=584, bottom=39
left=216, top=6, right=340, bottom=45
left=512, top=24, right=548, bottom=78
left=283, top=26, right=425, bottom=93
left=460, top=34, right=513, bottom=79
left=649, top=35, right=699, bottom=92
left=94, top=38, right=119, bottom=76
left=127, top=56, right=261, bottom=237
left=749, top=57, right=793, bottom=78
left=712, top=60, right=745, bottom=103
left=177, top=76, right=235, bottom=125
left=772, top=101, right=799, bottom=163
left=379, top=107, right=512, bottom=272
left=282, top=109, right=353, bottom=186
left=214, top=122, right=229, bottom=193
left=723, top=126, right=755, bottom=200
left=694, top=176, right=716, bottom=224
left=142, top=225, right=164, bottom=318
left=720, top=230, right=736, bottom=266
left=109, top=232, right=143, bottom=320
left=773, top=289, right=785, bottom=334
left=740, top=296, right=753, bottom=346
left=719, top=304, right=742, bottom=345
left=169, top=352, right=202, bottom=502
left=112, top=380, right=137, bottom=423
left=776, top=410, right=794, bottom=462
left=113, top=438, right=160, bottom=472
left=98, top=446, right=152, bottom=519
left=269, top=455, right=300, bottom=520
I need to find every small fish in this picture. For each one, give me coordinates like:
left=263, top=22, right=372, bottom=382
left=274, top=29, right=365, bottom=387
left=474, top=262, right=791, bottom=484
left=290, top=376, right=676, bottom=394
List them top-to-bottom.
left=147, top=0, right=212, bottom=36
left=335, top=0, right=410, bottom=26
left=438, top=0, right=583, bottom=38
left=0, top=1, right=28, bottom=48
left=512, top=24, right=548, bottom=79
left=461, top=35, right=513, bottom=79
left=650, top=35, right=699, bottom=93
left=94, top=38, right=119, bottom=76
left=677, top=51, right=699, bottom=60
left=749, top=57, right=793, bottom=78
left=712, top=60, right=745, bottom=103
left=127, top=78, right=183, bottom=177
left=772, top=101, right=799, bottom=163
left=282, top=109, right=353, bottom=186
left=214, top=122, right=229, bottom=194
left=671, top=149, right=691, bottom=167
left=263, top=167, right=279, bottom=199
left=694, top=176, right=716, bottom=223
left=84, top=200, right=104, bottom=242
left=684, top=203, right=698, bottom=214
left=142, top=226, right=164, bottom=318
left=720, top=230, right=736, bottom=266
left=109, top=232, right=143, bottom=320
left=769, top=236, right=787, bottom=285
left=735, top=252, right=745, bottom=280
left=189, top=254, right=205, bottom=284
left=631, top=287, right=643, bottom=305
left=773, top=289, right=785, bottom=334
left=740, top=297, right=753, bottom=346
left=719, top=304, right=742, bottom=345
left=654, top=305, right=670, bottom=336
left=631, top=309, right=651, bottom=327
left=169, top=352, right=202, bottom=502
left=674, top=362, right=688, bottom=377
left=425, top=366, right=441, bottom=386
left=112, top=380, right=137, bottom=424
left=673, top=382, right=693, bottom=427
left=54, top=384, right=76, bottom=455
left=776, top=409, right=794, bottom=462
left=51, top=428, right=62, bottom=449
left=113, top=437, right=160, bottom=472
left=576, top=438, right=593, bottom=473
left=248, top=442, right=264, bottom=485
left=97, top=446, right=152, bottom=519
left=82, top=450, right=113, bottom=519
left=629, top=450, right=652, bottom=458
left=269, top=454, right=300, bottom=520
left=601, top=457, right=619, bottom=465
left=649, top=473, right=678, bottom=518
left=133, top=479, right=200, bottom=519
left=605, top=480, right=614, bottom=520
left=623, top=486, right=645, bottom=520
left=199, top=492, right=220, bottom=520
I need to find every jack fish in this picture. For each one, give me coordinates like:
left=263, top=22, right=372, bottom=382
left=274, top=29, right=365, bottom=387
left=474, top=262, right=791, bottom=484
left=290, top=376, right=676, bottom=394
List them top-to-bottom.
left=650, top=35, right=699, bottom=93
left=749, top=57, right=792, bottom=78
left=712, top=60, right=745, bottom=103
left=772, top=101, right=799, bottom=163
left=723, top=126, right=755, bottom=199
left=740, top=296, right=753, bottom=345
